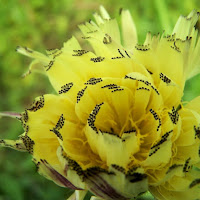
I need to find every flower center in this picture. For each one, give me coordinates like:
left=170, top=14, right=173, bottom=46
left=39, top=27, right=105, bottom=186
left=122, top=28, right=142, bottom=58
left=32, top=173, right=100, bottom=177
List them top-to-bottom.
left=73, top=73, right=163, bottom=170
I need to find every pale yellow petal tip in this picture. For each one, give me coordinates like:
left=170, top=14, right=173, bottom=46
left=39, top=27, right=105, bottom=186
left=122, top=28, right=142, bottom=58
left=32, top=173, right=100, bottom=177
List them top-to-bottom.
left=99, top=5, right=110, bottom=20
left=93, top=6, right=110, bottom=26
left=121, top=8, right=137, bottom=51
left=187, top=9, right=200, bottom=19
left=172, top=10, right=199, bottom=40
left=93, top=12, right=104, bottom=25
left=62, top=36, right=81, bottom=51
left=16, top=46, right=50, bottom=63
left=16, top=46, right=50, bottom=78
left=16, top=46, right=34, bottom=57
left=0, top=139, right=26, bottom=152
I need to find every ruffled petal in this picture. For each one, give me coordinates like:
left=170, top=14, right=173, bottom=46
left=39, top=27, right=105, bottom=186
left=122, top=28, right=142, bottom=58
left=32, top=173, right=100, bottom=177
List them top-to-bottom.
left=172, top=10, right=200, bottom=79
left=172, top=10, right=199, bottom=40
left=134, top=35, right=185, bottom=89
left=19, top=94, right=83, bottom=187
left=175, top=107, right=200, bottom=146
left=58, top=148, right=148, bottom=200
left=150, top=169, right=200, bottom=200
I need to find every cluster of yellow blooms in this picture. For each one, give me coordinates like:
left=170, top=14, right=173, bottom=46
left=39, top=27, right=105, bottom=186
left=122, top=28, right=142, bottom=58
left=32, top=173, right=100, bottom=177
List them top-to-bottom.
left=1, top=6, right=200, bottom=200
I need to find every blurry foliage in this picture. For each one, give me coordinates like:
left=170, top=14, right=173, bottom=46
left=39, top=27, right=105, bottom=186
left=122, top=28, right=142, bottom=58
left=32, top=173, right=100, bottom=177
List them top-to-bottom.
left=0, top=0, right=200, bottom=199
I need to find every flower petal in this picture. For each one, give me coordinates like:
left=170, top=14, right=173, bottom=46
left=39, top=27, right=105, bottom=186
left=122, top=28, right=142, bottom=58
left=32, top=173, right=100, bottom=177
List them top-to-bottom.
left=99, top=5, right=110, bottom=20
left=93, top=7, right=121, bottom=46
left=121, top=9, right=137, bottom=51
left=172, top=10, right=199, bottom=40
left=172, top=10, right=200, bottom=80
left=78, top=22, right=121, bottom=57
left=135, top=35, right=185, bottom=87
left=16, top=46, right=50, bottom=62
left=20, top=94, right=80, bottom=179
left=185, top=96, right=200, bottom=114
left=176, top=108, right=200, bottom=146
left=59, top=118, right=104, bottom=170
left=85, top=125, right=139, bottom=169
left=142, top=137, right=172, bottom=168
left=0, top=139, right=26, bottom=152
left=57, top=146, right=88, bottom=190
left=58, top=148, right=148, bottom=200
left=35, top=159, right=81, bottom=190
left=83, top=165, right=148, bottom=200
left=150, top=169, right=200, bottom=200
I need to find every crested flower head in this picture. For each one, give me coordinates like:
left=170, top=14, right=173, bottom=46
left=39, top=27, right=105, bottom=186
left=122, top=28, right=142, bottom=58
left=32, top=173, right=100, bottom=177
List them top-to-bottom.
left=1, top=6, right=200, bottom=200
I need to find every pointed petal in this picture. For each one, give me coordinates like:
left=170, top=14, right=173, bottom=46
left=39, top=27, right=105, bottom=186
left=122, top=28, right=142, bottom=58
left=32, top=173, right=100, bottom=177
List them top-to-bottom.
left=99, top=5, right=110, bottom=20
left=93, top=6, right=120, bottom=45
left=90, top=7, right=121, bottom=46
left=121, top=9, right=137, bottom=51
left=138, top=10, right=200, bottom=84
left=172, top=10, right=199, bottom=40
left=172, top=10, right=200, bottom=80
left=93, top=13, right=104, bottom=25
left=101, top=19, right=121, bottom=45
left=186, top=35, right=200, bottom=79
left=45, top=36, right=86, bottom=93
left=63, top=36, right=82, bottom=51
left=134, top=36, right=188, bottom=108
left=16, top=46, right=50, bottom=63
left=22, top=93, right=77, bottom=155
left=19, top=94, right=82, bottom=188
left=0, top=139, right=26, bottom=152
left=57, top=146, right=87, bottom=190
left=35, top=159, right=81, bottom=190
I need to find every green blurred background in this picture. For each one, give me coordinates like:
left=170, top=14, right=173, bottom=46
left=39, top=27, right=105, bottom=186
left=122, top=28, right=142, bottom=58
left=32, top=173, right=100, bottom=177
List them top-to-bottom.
left=0, top=0, right=200, bottom=199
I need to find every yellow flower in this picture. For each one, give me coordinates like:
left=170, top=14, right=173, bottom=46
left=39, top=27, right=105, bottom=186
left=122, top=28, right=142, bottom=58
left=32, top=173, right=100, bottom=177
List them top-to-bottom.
left=1, top=6, right=200, bottom=200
